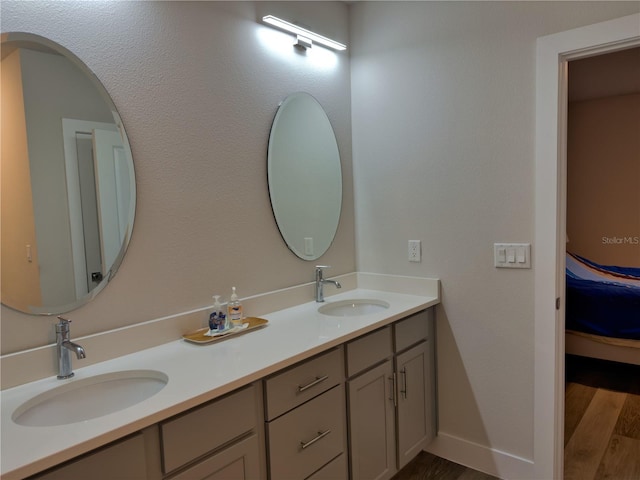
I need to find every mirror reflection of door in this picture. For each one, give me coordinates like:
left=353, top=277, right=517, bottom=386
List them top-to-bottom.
left=1, top=33, right=137, bottom=315
left=62, top=119, right=128, bottom=299
left=93, top=128, right=131, bottom=277
left=74, top=130, right=102, bottom=293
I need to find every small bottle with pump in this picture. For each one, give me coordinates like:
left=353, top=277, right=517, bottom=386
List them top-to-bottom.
left=228, top=287, right=243, bottom=327
left=209, top=295, right=227, bottom=332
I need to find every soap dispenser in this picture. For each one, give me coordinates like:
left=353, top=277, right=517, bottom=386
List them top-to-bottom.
left=228, top=287, right=243, bottom=327
left=209, top=295, right=227, bottom=331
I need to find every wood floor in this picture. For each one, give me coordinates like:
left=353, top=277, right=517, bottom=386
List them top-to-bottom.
left=392, top=354, right=639, bottom=480
left=564, top=354, right=640, bottom=480
left=391, top=451, right=497, bottom=480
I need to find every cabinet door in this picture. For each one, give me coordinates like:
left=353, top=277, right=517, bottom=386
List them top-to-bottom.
left=396, top=341, right=433, bottom=469
left=347, top=360, right=396, bottom=480
left=170, top=433, right=262, bottom=480
left=306, top=453, right=348, bottom=480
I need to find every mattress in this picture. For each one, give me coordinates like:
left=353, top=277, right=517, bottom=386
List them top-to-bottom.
left=566, top=253, right=640, bottom=341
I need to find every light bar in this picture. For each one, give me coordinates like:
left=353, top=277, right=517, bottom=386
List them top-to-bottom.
left=262, top=15, right=347, bottom=51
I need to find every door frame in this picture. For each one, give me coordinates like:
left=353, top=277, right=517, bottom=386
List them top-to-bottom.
left=533, top=13, right=640, bottom=480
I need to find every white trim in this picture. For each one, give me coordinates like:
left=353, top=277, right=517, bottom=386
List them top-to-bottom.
left=534, top=13, right=640, bottom=480
left=426, top=433, right=534, bottom=479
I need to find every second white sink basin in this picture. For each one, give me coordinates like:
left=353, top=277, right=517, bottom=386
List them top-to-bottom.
left=318, top=299, right=390, bottom=317
left=12, top=370, right=168, bottom=427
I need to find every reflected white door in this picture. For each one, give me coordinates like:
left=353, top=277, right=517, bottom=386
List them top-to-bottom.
left=62, top=119, right=120, bottom=299
left=92, top=128, right=129, bottom=276
left=75, top=132, right=102, bottom=291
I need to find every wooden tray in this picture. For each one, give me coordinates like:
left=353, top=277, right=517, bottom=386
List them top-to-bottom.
left=182, top=317, right=268, bottom=344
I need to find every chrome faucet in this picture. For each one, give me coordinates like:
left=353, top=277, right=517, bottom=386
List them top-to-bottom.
left=315, top=265, right=341, bottom=302
left=56, top=316, right=86, bottom=379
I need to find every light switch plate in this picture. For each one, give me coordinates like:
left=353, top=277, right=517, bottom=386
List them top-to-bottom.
left=304, top=237, right=314, bottom=256
left=408, top=240, right=421, bottom=262
left=494, top=243, right=531, bottom=269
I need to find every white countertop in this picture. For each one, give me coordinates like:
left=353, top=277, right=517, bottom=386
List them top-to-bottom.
left=1, top=286, right=439, bottom=479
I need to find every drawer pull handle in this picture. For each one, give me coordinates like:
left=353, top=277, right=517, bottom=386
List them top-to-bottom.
left=400, top=367, right=408, bottom=399
left=389, top=374, right=397, bottom=407
left=298, top=375, right=329, bottom=393
left=300, top=429, right=331, bottom=450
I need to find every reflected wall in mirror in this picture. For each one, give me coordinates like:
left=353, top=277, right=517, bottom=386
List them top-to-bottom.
left=1, top=32, right=136, bottom=315
left=268, top=92, right=342, bottom=261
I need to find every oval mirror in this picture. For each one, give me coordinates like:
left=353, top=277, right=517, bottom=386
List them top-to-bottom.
left=1, top=32, right=136, bottom=315
left=267, top=92, right=342, bottom=261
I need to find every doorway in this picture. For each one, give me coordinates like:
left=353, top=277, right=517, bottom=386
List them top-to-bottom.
left=534, top=13, right=640, bottom=480
left=563, top=47, right=640, bottom=479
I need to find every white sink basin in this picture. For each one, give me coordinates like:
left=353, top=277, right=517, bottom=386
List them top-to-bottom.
left=318, top=299, right=390, bottom=317
left=12, top=370, right=168, bottom=427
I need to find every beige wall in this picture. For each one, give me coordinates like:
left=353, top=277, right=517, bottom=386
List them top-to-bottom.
left=1, top=1, right=354, bottom=353
left=1, top=49, right=42, bottom=311
left=567, top=94, right=640, bottom=267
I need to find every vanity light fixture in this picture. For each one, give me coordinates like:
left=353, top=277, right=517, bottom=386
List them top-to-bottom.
left=262, top=15, right=347, bottom=51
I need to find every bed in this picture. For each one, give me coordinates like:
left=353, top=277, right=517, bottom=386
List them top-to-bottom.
left=565, top=252, right=640, bottom=365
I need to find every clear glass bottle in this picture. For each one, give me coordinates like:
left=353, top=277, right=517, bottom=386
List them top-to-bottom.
left=227, top=287, right=243, bottom=327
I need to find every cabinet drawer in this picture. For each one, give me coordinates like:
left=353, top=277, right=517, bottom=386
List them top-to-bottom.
left=394, top=309, right=430, bottom=352
left=346, top=326, right=392, bottom=377
left=265, top=347, right=343, bottom=420
left=161, top=383, right=258, bottom=473
left=267, top=385, right=345, bottom=480
left=31, top=433, right=147, bottom=480
left=168, top=433, right=261, bottom=480
left=306, top=452, right=348, bottom=480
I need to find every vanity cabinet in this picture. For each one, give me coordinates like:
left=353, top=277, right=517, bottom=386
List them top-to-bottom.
left=23, top=307, right=435, bottom=480
left=346, top=309, right=435, bottom=480
left=264, top=347, right=348, bottom=480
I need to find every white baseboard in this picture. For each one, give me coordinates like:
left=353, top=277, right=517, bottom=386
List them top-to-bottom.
left=425, top=432, right=534, bottom=480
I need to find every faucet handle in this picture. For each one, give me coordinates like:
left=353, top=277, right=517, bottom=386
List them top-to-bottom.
left=315, top=265, right=330, bottom=279
left=56, top=316, right=71, bottom=332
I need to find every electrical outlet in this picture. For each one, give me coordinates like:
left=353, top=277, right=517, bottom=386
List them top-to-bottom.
left=408, top=240, right=421, bottom=262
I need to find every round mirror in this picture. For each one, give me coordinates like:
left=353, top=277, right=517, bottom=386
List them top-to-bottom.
left=1, top=32, right=136, bottom=315
left=267, top=92, right=342, bottom=261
